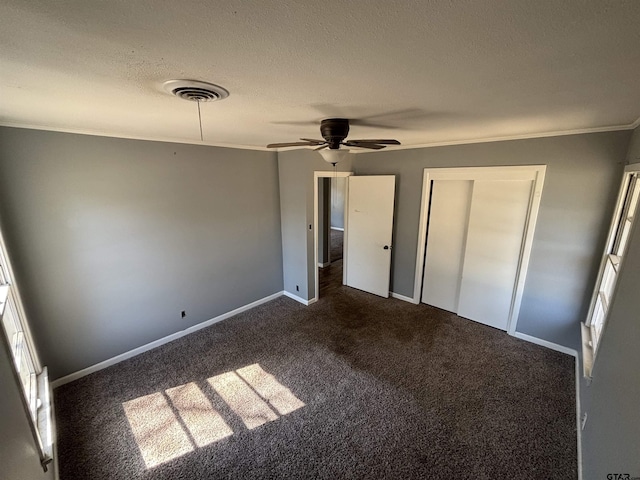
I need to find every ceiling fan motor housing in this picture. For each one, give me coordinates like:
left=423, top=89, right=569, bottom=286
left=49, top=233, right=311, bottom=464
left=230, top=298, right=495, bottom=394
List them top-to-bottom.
left=320, top=118, right=350, bottom=149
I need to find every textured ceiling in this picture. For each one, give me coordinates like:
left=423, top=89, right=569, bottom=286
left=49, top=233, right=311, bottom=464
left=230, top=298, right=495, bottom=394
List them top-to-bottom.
left=1, top=0, right=640, bottom=150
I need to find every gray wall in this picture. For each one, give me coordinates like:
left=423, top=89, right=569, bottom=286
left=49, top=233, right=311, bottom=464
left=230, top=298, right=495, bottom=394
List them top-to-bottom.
left=626, top=124, right=640, bottom=164
left=580, top=125, right=640, bottom=479
left=0, top=127, right=283, bottom=379
left=351, top=131, right=630, bottom=349
left=278, top=132, right=630, bottom=348
left=278, top=149, right=352, bottom=300
left=330, top=177, right=346, bottom=229
left=318, top=178, right=330, bottom=265
left=0, top=336, right=55, bottom=480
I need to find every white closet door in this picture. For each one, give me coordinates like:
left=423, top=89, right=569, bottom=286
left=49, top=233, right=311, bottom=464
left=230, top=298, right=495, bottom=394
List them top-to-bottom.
left=421, top=180, right=473, bottom=312
left=456, top=180, right=532, bottom=330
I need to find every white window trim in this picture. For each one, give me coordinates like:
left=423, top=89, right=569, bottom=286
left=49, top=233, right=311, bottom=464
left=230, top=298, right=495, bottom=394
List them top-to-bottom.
left=582, top=163, right=640, bottom=379
left=0, top=226, right=53, bottom=471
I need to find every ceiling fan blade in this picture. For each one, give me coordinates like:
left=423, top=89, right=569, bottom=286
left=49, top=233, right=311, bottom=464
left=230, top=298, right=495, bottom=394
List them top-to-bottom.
left=300, top=138, right=326, bottom=145
left=347, top=139, right=401, bottom=145
left=266, top=141, right=316, bottom=148
left=343, top=142, right=386, bottom=150
left=314, top=145, right=329, bottom=151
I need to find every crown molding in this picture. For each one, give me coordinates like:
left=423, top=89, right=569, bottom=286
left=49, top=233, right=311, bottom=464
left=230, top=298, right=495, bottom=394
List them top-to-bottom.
left=1, top=118, right=638, bottom=153
left=364, top=122, right=639, bottom=153
left=0, top=123, right=272, bottom=152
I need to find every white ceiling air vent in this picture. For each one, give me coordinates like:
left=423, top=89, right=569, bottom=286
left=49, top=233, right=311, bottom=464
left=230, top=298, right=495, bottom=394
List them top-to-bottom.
left=163, top=80, right=229, bottom=102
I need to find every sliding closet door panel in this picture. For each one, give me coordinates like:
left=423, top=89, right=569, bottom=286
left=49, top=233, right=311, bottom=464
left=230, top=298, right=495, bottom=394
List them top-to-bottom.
left=421, top=180, right=473, bottom=311
left=457, top=180, right=532, bottom=330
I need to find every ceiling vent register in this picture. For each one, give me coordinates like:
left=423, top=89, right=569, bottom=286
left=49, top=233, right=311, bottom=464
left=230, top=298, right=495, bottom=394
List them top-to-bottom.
left=163, top=80, right=229, bottom=102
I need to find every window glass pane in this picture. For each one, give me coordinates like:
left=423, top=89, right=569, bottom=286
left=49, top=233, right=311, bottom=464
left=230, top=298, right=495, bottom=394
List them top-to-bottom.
left=613, top=175, right=639, bottom=255
left=627, top=176, right=639, bottom=220
left=615, top=219, right=632, bottom=257
left=601, top=256, right=618, bottom=303
left=0, top=257, right=10, bottom=284
left=0, top=285, right=8, bottom=316
left=591, top=294, right=606, bottom=352
left=1, top=297, right=20, bottom=355
left=18, top=345, right=37, bottom=422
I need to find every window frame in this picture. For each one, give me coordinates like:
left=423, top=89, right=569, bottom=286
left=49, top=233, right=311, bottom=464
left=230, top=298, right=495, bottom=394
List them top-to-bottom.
left=582, top=163, right=640, bottom=378
left=0, top=225, right=53, bottom=471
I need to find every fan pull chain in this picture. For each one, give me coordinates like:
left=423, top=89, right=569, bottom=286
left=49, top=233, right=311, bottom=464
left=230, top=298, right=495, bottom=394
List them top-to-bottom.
left=197, top=100, right=203, bottom=142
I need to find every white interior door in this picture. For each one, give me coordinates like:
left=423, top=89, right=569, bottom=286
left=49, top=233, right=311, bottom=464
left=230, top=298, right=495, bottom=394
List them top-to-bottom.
left=345, top=176, right=395, bottom=297
left=421, top=180, right=473, bottom=311
left=456, top=180, right=532, bottom=330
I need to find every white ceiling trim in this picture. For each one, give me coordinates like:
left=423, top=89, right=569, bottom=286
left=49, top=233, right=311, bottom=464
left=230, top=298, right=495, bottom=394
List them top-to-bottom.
left=2, top=117, right=638, bottom=154
left=363, top=120, right=640, bottom=153
left=0, top=122, right=272, bottom=152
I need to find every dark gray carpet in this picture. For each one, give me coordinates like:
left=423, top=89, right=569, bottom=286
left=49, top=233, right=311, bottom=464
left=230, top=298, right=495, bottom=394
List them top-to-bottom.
left=54, top=265, right=577, bottom=479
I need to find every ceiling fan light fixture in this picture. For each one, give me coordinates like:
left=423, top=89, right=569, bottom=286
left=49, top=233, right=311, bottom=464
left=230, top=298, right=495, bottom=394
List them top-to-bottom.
left=319, top=148, right=352, bottom=165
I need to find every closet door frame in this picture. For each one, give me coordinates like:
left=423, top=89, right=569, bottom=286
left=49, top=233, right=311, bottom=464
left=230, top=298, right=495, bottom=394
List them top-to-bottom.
left=412, top=165, right=546, bottom=335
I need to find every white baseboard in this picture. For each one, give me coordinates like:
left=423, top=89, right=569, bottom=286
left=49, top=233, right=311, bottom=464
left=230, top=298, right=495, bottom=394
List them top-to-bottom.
left=330, top=227, right=344, bottom=231
left=51, top=291, right=284, bottom=389
left=283, top=291, right=317, bottom=306
left=391, top=292, right=419, bottom=304
left=512, top=331, right=581, bottom=478
left=512, top=332, right=578, bottom=357
left=575, top=356, right=583, bottom=480
left=50, top=383, right=60, bottom=480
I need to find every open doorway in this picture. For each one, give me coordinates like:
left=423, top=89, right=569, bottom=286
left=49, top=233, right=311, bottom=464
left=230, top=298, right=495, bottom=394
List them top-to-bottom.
left=314, top=171, right=352, bottom=301
left=329, top=181, right=344, bottom=263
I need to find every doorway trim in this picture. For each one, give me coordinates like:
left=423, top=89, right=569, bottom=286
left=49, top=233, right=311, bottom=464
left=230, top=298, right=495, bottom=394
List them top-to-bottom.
left=412, top=165, right=546, bottom=334
left=313, top=171, right=353, bottom=303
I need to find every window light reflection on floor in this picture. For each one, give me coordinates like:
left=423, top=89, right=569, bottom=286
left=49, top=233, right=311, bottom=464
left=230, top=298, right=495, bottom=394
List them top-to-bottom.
left=122, top=364, right=304, bottom=469
left=235, top=364, right=305, bottom=416
left=207, top=371, right=278, bottom=429
left=165, top=383, right=233, bottom=447
left=122, top=392, right=194, bottom=469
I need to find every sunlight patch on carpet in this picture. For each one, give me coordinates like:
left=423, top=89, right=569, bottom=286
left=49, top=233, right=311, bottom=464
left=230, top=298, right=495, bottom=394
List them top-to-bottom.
left=123, top=363, right=304, bottom=469
left=236, top=364, right=305, bottom=415
left=208, top=371, right=279, bottom=429
left=166, top=382, right=233, bottom=447
left=123, top=392, right=193, bottom=468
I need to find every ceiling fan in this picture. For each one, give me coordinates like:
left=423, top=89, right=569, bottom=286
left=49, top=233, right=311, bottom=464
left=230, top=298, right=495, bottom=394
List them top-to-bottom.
left=267, top=118, right=401, bottom=151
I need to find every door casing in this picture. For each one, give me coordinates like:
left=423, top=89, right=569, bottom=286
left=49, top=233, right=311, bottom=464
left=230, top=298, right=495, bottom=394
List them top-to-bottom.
left=313, top=171, right=353, bottom=303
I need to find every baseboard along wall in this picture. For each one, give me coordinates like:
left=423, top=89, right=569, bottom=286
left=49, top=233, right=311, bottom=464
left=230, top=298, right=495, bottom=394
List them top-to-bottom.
left=50, top=285, right=583, bottom=476
left=51, top=291, right=285, bottom=388
left=283, top=291, right=317, bottom=306
left=511, top=332, right=578, bottom=357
